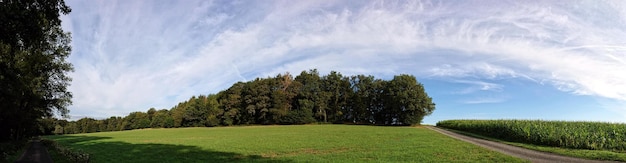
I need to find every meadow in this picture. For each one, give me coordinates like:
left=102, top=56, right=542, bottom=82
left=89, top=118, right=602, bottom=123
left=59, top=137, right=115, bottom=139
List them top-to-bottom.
left=436, top=120, right=626, bottom=161
left=45, top=125, right=526, bottom=162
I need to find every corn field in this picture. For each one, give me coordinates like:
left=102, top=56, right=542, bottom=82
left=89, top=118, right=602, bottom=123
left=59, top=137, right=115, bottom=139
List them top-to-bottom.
left=436, top=120, right=626, bottom=151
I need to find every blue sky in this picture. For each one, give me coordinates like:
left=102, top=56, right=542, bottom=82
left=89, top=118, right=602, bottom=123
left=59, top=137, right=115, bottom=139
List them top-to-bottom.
left=60, top=0, right=626, bottom=124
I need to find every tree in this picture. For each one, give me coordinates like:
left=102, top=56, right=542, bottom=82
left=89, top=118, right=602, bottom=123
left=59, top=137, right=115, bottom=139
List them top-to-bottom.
left=0, top=0, right=73, bottom=141
left=294, top=69, right=323, bottom=123
left=55, top=71, right=436, bottom=132
left=321, top=71, right=351, bottom=123
left=268, top=73, right=297, bottom=124
left=347, top=75, right=384, bottom=124
left=384, top=75, right=435, bottom=125
left=240, top=78, right=274, bottom=124
left=218, top=82, right=244, bottom=126
left=204, top=95, right=221, bottom=127
left=181, top=96, right=207, bottom=127
left=170, top=103, right=185, bottom=127
left=147, top=108, right=157, bottom=122
left=151, top=109, right=172, bottom=128
left=123, top=112, right=150, bottom=130
left=103, top=116, right=123, bottom=131
left=37, top=118, right=57, bottom=135
left=76, top=118, right=97, bottom=133
left=53, top=119, right=67, bottom=135
left=64, top=122, right=78, bottom=134
left=53, top=124, right=64, bottom=135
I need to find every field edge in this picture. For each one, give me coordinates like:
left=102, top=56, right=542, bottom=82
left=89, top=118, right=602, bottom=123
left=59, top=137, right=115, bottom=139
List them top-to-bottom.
left=435, top=127, right=626, bottom=162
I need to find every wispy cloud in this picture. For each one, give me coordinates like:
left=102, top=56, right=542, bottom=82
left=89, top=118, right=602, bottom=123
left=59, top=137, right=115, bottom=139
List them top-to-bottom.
left=61, top=0, right=626, bottom=119
left=451, top=80, right=504, bottom=95
left=463, top=97, right=507, bottom=104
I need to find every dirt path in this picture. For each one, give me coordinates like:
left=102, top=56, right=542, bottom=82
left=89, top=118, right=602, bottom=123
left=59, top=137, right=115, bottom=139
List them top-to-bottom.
left=426, top=126, right=620, bottom=163
left=14, top=139, right=53, bottom=163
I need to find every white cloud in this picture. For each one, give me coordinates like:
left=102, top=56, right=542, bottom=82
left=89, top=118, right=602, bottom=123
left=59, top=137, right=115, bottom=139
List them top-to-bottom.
left=62, top=0, right=626, bottom=118
left=428, top=63, right=523, bottom=79
left=452, top=80, right=504, bottom=95
left=463, top=97, right=507, bottom=104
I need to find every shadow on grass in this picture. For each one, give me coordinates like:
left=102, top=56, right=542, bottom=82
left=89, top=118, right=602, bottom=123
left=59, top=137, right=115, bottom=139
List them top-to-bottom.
left=50, top=135, right=293, bottom=163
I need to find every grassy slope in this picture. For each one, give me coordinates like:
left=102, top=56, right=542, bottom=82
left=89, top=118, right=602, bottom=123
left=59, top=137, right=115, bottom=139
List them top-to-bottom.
left=46, top=125, right=527, bottom=163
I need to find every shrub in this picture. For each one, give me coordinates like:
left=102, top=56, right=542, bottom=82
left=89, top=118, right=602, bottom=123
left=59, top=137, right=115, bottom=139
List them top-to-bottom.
left=41, top=139, right=90, bottom=163
left=1, top=141, right=26, bottom=162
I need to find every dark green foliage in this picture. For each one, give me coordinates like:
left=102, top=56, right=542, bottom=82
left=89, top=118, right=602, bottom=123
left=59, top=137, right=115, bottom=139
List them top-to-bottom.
left=0, top=0, right=73, bottom=141
left=52, top=70, right=435, bottom=134
left=294, top=70, right=325, bottom=122
left=321, top=71, right=351, bottom=123
left=346, top=75, right=384, bottom=124
left=384, top=75, right=435, bottom=125
left=241, top=78, right=273, bottom=124
left=218, top=82, right=244, bottom=126
left=170, top=95, right=222, bottom=127
left=181, top=96, right=208, bottom=127
left=204, top=96, right=221, bottom=127
left=279, top=107, right=316, bottom=124
left=151, top=109, right=174, bottom=128
left=123, top=112, right=150, bottom=129
left=104, top=117, right=123, bottom=132
left=38, top=118, right=57, bottom=135
left=76, top=118, right=98, bottom=133
left=437, top=120, right=626, bottom=151
left=0, top=140, right=26, bottom=162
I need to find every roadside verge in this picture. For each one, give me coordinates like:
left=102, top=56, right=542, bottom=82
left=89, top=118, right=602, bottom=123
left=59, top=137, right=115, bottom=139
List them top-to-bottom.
left=426, top=126, right=619, bottom=163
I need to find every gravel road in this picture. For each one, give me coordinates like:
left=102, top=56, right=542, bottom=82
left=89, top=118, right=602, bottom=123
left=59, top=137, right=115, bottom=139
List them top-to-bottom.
left=14, top=139, right=53, bottom=163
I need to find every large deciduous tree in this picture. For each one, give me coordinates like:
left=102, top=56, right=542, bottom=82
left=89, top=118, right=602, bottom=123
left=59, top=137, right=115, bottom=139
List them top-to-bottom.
left=0, top=0, right=73, bottom=140
left=294, top=70, right=322, bottom=123
left=321, top=71, right=350, bottom=123
left=269, top=73, right=297, bottom=123
left=384, top=75, right=436, bottom=125
left=218, top=82, right=244, bottom=126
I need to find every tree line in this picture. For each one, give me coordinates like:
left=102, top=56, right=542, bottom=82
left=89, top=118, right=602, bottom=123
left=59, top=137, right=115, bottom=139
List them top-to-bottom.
left=1, top=0, right=73, bottom=142
left=42, top=70, right=436, bottom=135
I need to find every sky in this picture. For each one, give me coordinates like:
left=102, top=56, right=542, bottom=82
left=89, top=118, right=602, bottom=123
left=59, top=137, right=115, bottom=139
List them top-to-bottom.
left=59, top=0, right=626, bottom=124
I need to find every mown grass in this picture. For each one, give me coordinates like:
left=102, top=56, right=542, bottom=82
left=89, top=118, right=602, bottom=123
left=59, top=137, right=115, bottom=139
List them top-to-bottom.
left=437, top=120, right=626, bottom=162
left=45, top=125, right=527, bottom=162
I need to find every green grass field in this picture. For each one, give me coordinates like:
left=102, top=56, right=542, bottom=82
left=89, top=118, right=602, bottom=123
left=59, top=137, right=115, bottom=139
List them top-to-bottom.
left=45, top=125, right=527, bottom=162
